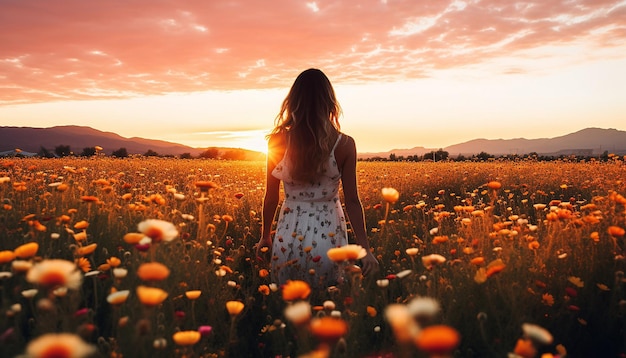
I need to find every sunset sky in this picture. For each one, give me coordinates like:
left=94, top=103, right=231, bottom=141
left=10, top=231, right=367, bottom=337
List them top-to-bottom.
left=1, top=0, right=625, bottom=153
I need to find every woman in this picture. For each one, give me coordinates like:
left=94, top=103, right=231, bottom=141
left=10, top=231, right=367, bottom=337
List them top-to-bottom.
left=256, top=68, right=378, bottom=288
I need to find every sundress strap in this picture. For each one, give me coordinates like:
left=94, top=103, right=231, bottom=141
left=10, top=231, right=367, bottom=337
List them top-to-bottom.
left=332, top=133, right=343, bottom=152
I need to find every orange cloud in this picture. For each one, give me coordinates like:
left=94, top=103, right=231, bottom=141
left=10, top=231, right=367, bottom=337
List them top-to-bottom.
left=1, top=0, right=624, bottom=105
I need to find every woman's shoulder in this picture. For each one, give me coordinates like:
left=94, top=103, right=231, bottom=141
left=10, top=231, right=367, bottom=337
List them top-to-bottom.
left=337, top=133, right=356, bottom=150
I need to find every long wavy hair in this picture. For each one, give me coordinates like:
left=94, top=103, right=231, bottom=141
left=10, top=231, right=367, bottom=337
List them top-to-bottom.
left=269, top=69, right=342, bottom=182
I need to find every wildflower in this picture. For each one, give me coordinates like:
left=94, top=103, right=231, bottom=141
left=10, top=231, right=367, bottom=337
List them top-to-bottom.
left=195, top=180, right=218, bottom=191
left=487, top=181, right=502, bottom=190
left=381, top=187, right=400, bottom=204
left=80, top=195, right=99, bottom=203
left=137, top=219, right=178, bottom=243
left=73, top=221, right=89, bottom=230
left=608, top=225, right=625, bottom=237
left=73, top=231, right=87, bottom=242
left=123, top=232, right=145, bottom=245
left=14, top=242, right=39, bottom=259
left=75, top=243, right=97, bottom=257
left=327, top=244, right=366, bottom=262
left=405, top=247, right=419, bottom=256
left=0, top=250, right=16, bottom=264
left=421, top=254, right=446, bottom=269
left=106, top=257, right=121, bottom=268
left=75, top=258, right=91, bottom=273
left=26, top=259, right=82, bottom=290
left=486, top=259, right=506, bottom=277
left=13, top=260, right=33, bottom=273
left=137, top=262, right=170, bottom=281
left=112, top=268, right=127, bottom=279
left=258, top=269, right=270, bottom=278
left=568, top=276, right=584, bottom=288
left=376, top=279, right=389, bottom=287
left=282, top=280, right=311, bottom=301
left=258, top=285, right=270, bottom=295
left=136, top=286, right=168, bottom=306
left=21, top=289, right=39, bottom=299
left=107, top=290, right=130, bottom=305
left=185, top=290, right=201, bottom=300
left=541, top=293, right=554, bottom=306
left=407, top=296, right=441, bottom=318
left=226, top=300, right=245, bottom=316
left=284, top=301, right=312, bottom=326
left=385, top=304, right=418, bottom=343
left=309, top=317, right=348, bottom=343
left=522, top=323, right=553, bottom=345
left=198, top=325, right=213, bottom=337
left=414, top=325, right=460, bottom=355
left=172, top=331, right=201, bottom=346
left=25, top=332, right=96, bottom=358
left=513, top=338, right=537, bottom=358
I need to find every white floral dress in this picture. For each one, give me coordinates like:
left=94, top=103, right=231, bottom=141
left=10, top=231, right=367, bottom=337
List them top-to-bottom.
left=271, top=134, right=347, bottom=288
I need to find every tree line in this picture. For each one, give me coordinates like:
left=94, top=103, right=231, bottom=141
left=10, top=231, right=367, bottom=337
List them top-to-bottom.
left=33, top=145, right=256, bottom=160
left=361, top=149, right=623, bottom=163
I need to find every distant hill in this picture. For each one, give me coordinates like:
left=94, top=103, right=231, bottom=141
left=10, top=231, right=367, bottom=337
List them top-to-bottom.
left=0, top=125, right=265, bottom=160
left=358, top=128, right=626, bottom=159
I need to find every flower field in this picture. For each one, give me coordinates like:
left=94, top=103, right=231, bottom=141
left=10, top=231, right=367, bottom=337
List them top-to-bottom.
left=0, top=157, right=625, bottom=357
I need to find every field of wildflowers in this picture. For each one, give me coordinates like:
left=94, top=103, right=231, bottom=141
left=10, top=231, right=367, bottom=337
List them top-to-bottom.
left=0, top=157, right=624, bottom=358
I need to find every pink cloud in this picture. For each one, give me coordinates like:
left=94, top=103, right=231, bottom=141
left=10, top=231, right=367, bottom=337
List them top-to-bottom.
left=1, top=0, right=624, bottom=104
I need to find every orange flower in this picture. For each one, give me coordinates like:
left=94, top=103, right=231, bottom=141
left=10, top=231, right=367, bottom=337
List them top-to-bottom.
left=195, top=181, right=218, bottom=191
left=487, top=181, right=502, bottom=190
left=80, top=195, right=99, bottom=203
left=222, top=214, right=233, bottom=222
left=74, top=220, right=89, bottom=230
left=608, top=226, right=625, bottom=237
left=123, top=232, right=144, bottom=244
left=14, top=242, right=39, bottom=259
left=75, top=243, right=97, bottom=257
left=327, top=244, right=366, bottom=262
left=0, top=250, right=16, bottom=264
left=75, top=257, right=92, bottom=273
left=106, top=257, right=121, bottom=268
left=470, top=257, right=485, bottom=266
left=486, top=259, right=506, bottom=277
left=137, top=262, right=170, bottom=281
left=258, top=269, right=270, bottom=278
left=282, top=280, right=311, bottom=301
left=136, top=285, right=168, bottom=306
left=258, top=285, right=270, bottom=295
left=185, top=290, right=202, bottom=300
left=541, top=293, right=554, bottom=306
left=226, top=300, right=245, bottom=315
left=309, top=317, right=348, bottom=343
left=414, top=324, right=460, bottom=355
left=173, top=331, right=201, bottom=346
left=26, top=333, right=96, bottom=358
left=513, top=338, right=537, bottom=358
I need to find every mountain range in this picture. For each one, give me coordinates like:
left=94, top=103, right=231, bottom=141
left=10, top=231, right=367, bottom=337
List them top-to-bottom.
left=1, top=125, right=625, bottom=158
left=358, top=127, right=626, bottom=159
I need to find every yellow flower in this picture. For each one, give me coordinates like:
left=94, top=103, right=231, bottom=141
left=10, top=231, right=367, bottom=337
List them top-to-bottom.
left=381, top=187, right=400, bottom=204
left=14, top=242, right=39, bottom=259
left=75, top=243, right=97, bottom=257
left=326, top=244, right=366, bottom=262
left=137, top=262, right=170, bottom=281
left=568, top=276, right=584, bottom=288
left=136, top=286, right=168, bottom=306
left=185, top=290, right=202, bottom=300
left=226, top=300, right=245, bottom=315
left=172, top=331, right=201, bottom=346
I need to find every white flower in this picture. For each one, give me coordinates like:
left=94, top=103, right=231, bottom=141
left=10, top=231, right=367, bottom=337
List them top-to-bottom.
left=137, top=219, right=178, bottom=243
left=26, top=259, right=82, bottom=290
left=408, top=296, right=440, bottom=318
left=284, top=301, right=311, bottom=326
left=522, top=323, right=553, bottom=345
